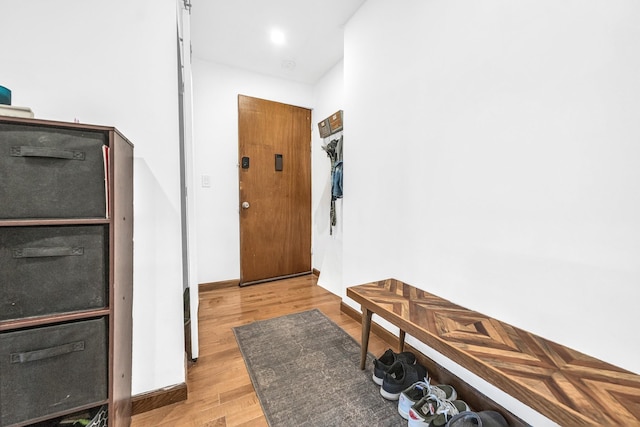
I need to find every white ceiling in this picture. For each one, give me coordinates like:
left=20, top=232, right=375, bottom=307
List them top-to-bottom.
left=189, top=0, right=367, bottom=85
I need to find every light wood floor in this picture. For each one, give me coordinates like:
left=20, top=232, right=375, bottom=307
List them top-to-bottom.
left=130, top=274, right=389, bottom=427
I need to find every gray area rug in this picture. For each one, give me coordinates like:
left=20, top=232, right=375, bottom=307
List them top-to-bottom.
left=233, top=309, right=404, bottom=426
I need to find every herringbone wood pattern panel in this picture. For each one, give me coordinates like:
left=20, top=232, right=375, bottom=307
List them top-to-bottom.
left=347, top=279, right=640, bottom=426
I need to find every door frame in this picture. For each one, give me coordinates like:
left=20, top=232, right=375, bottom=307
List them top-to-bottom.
left=176, top=0, right=199, bottom=360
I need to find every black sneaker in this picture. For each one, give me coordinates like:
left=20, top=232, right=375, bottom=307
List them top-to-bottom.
left=372, top=348, right=417, bottom=385
left=380, top=360, right=428, bottom=400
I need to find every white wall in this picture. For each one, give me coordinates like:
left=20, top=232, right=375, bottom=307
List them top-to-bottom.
left=1, top=0, right=186, bottom=395
left=343, top=1, right=640, bottom=424
left=191, top=59, right=316, bottom=283
left=313, top=61, right=345, bottom=296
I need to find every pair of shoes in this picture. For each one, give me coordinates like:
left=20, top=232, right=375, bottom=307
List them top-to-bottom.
left=372, top=348, right=417, bottom=385
left=380, top=360, right=428, bottom=400
left=398, top=380, right=458, bottom=419
left=408, top=395, right=470, bottom=427
left=445, top=410, right=509, bottom=427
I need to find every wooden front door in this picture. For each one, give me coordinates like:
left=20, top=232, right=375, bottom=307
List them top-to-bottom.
left=238, top=95, right=311, bottom=286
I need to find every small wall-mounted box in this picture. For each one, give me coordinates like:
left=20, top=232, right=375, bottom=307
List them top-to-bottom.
left=317, top=110, right=343, bottom=138
left=328, top=110, right=343, bottom=134
left=318, top=118, right=331, bottom=138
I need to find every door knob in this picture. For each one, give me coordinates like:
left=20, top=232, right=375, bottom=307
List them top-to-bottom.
left=241, top=201, right=250, bottom=209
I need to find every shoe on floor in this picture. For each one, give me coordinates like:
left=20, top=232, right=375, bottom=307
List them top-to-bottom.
left=372, top=348, right=417, bottom=385
left=380, top=360, right=427, bottom=400
left=398, top=380, right=458, bottom=419
left=407, top=394, right=442, bottom=427
left=408, top=395, right=470, bottom=427
left=430, top=399, right=471, bottom=426
left=445, top=410, right=509, bottom=427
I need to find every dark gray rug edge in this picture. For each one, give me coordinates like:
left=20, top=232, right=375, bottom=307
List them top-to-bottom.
left=233, top=308, right=401, bottom=427
left=233, top=322, right=271, bottom=423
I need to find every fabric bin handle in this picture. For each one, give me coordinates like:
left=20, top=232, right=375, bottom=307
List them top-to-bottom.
left=10, top=146, right=85, bottom=160
left=12, top=247, right=84, bottom=258
left=10, top=341, right=85, bottom=364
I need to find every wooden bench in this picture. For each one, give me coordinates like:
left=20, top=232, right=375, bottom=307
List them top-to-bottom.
left=347, top=278, right=640, bottom=426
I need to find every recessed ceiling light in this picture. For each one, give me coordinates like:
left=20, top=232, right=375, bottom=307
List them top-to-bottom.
left=270, top=29, right=286, bottom=45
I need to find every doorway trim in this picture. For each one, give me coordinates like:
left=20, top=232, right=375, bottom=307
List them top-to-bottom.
left=176, top=0, right=199, bottom=361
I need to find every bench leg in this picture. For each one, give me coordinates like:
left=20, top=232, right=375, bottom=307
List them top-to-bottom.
left=360, top=307, right=373, bottom=370
left=399, top=329, right=406, bottom=352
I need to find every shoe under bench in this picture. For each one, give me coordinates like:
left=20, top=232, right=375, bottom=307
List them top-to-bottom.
left=347, top=278, right=640, bottom=426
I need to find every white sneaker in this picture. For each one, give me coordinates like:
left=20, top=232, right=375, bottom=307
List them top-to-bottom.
left=398, top=380, right=457, bottom=419
left=408, top=395, right=470, bottom=427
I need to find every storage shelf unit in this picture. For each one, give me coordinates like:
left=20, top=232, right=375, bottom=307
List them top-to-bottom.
left=0, top=117, right=133, bottom=427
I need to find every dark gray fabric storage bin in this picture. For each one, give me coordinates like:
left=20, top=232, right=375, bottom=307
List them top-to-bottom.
left=0, top=123, right=107, bottom=219
left=0, top=225, right=108, bottom=321
left=0, top=317, right=108, bottom=426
